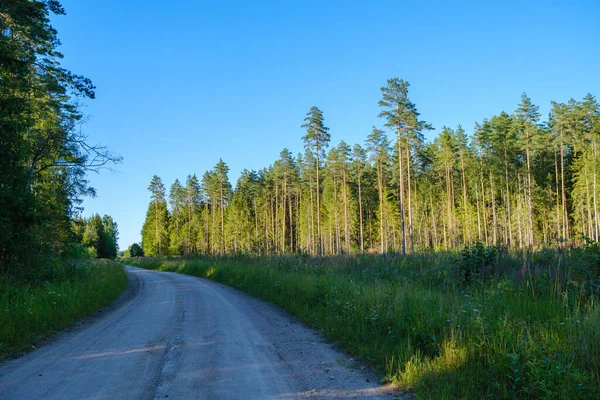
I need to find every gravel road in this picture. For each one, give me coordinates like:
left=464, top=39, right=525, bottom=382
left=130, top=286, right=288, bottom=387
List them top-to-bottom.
left=0, top=266, right=397, bottom=399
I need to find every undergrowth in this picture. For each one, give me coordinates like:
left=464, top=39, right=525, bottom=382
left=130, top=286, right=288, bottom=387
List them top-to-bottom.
left=127, top=244, right=600, bottom=399
left=0, top=259, right=128, bottom=359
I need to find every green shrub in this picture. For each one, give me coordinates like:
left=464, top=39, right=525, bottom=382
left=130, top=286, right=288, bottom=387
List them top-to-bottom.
left=456, top=242, right=499, bottom=285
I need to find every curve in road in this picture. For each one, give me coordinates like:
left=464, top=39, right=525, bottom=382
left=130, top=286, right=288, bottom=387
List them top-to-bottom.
left=0, top=266, right=395, bottom=399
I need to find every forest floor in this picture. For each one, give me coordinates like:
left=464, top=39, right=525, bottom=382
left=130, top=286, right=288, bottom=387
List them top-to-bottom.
left=0, top=266, right=399, bottom=399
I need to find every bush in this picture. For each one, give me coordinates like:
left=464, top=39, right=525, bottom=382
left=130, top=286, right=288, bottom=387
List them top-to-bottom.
left=456, top=242, right=498, bottom=285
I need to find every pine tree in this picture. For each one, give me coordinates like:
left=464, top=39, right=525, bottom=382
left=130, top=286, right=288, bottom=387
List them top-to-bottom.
left=378, top=78, right=430, bottom=253
left=516, top=93, right=542, bottom=247
left=301, top=106, right=330, bottom=255
left=214, top=160, right=232, bottom=254
left=144, top=175, right=169, bottom=255
left=185, top=175, right=201, bottom=253
left=169, top=179, right=186, bottom=254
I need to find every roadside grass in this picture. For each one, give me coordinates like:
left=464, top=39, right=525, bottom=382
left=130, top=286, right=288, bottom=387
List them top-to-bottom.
left=127, top=248, right=600, bottom=399
left=0, top=260, right=128, bottom=359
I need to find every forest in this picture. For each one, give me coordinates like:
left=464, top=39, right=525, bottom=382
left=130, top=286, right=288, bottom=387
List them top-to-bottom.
left=0, top=0, right=121, bottom=279
left=140, top=81, right=599, bottom=256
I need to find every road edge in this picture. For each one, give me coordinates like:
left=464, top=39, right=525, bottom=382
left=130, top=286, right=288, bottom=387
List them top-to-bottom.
left=0, top=266, right=139, bottom=362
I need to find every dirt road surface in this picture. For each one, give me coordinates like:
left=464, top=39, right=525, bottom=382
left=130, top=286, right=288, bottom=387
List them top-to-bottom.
left=0, top=266, right=397, bottom=399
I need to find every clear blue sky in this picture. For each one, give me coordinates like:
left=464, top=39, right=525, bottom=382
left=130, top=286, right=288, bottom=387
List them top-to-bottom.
left=51, top=0, right=600, bottom=251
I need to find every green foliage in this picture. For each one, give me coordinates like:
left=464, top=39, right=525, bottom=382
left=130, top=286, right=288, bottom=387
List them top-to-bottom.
left=0, top=0, right=119, bottom=278
left=302, top=106, right=330, bottom=159
left=141, top=175, right=170, bottom=256
left=73, top=214, right=119, bottom=259
left=571, top=236, right=600, bottom=292
left=577, top=236, right=600, bottom=277
left=457, top=242, right=499, bottom=284
left=128, top=243, right=144, bottom=257
left=87, top=246, right=98, bottom=259
left=129, top=251, right=600, bottom=399
left=0, top=260, right=127, bottom=358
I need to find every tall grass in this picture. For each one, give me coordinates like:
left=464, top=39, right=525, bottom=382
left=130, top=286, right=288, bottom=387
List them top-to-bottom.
left=128, top=248, right=600, bottom=399
left=0, top=260, right=128, bottom=359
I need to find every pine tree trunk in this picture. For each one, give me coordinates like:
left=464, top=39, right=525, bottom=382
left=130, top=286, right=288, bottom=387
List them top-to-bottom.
left=397, top=133, right=406, bottom=255
left=525, top=133, right=535, bottom=247
left=593, top=140, right=599, bottom=240
left=406, top=141, right=414, bottom=253
left=560, top=143, right=569, bottom=239
left=503, top=144, right=513, bottom=246
left=460, top=151, right=469, bottom=244
left=555, top=151, right=561, bottom=242
left=316, top=153, right=322, bottom=256
left=445, top=161, right=452, bottom=249
left=585, top=162, right=593, bottom=239
left=378, top=163, right=384, bottom=253
left=481, top=168, right=489, bottom=245
left=343, top=169, right=350, bottom=253
left=490, top=171, right=497, bottom=246
left=358, top=172, right=364, bottom=252
left=309, top=174, right=315, bottom=255
left=333, top=174, right=340, bottom=254
left=517, top=175, right=523, bottom=249
left=282, top=177, right=287, bottom=254
left=275, top=182, right=279, bottom=253
left=220, top=184, right=225, bottom=254
left=475, top=184, right=482, bottom=241
left=289, top=185, right=294, bottom=252
left=502, top=189, right=508, bottom=246
left=187, top=193, right=191, bottom=254
left=270, top=193, right=275, bottom=252
left=430, top=194, right=438, bottom=248
left=155, top=197, right=159, bottom=255
left=253, top=197, right=259, bottom=254
left=211, top=198, right=216, bottom=254
left=205, top=202, right=209, bottom=253
left=264, top=205, right=269, bottom=253
left=442, top=208, right=448, bottom=250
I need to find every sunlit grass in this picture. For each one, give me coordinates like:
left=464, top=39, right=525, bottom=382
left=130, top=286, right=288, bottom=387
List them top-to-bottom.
left=128, top=250, right=600, bottom=399
left=0, top=260, right=128, bottom=359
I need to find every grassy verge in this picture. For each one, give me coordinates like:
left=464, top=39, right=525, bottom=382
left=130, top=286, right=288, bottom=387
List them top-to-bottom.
left=127, top=250, right=600, bottom=399
left=0, top=259, right=128, bottom=359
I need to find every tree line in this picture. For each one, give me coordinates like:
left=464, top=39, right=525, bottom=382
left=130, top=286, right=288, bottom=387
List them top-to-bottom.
left=1, top=1, right=120, bottom=277
left=141, top=79, right=599, bottom=256
left=72, top=215, right=119, bottom=259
